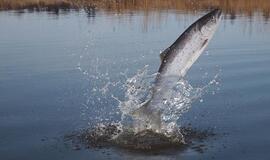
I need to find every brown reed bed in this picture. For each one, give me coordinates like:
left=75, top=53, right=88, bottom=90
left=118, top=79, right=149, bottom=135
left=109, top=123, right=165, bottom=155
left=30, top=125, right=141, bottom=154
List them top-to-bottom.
left=0, top=0, right=270, bottom=19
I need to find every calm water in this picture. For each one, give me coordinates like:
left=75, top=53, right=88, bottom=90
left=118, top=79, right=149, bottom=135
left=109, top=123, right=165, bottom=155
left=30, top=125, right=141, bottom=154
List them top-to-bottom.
left=0, top=9, right=270, bottom=160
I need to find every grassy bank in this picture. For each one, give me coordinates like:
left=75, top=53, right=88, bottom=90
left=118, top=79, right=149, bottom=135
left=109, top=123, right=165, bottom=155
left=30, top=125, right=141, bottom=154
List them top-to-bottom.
left=0, top=0, right=270, bottom=17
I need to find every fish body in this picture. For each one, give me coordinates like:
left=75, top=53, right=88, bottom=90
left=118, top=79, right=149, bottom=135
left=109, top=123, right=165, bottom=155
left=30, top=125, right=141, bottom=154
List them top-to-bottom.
left=132, top=9, right=222, bottom=132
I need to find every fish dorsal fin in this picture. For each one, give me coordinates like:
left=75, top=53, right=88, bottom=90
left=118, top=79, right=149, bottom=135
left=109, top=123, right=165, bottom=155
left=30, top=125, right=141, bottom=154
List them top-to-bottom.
left=159, top=47, right=170, bottom=61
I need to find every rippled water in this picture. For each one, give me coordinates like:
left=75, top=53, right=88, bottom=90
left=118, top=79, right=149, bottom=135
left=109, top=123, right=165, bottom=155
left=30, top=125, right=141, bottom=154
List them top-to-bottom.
left=0, top=9, right=270, bottom=159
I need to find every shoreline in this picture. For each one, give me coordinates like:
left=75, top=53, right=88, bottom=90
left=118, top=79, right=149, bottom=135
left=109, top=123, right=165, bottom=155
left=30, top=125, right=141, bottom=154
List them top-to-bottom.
left=0, top=0, right=270, bottom=14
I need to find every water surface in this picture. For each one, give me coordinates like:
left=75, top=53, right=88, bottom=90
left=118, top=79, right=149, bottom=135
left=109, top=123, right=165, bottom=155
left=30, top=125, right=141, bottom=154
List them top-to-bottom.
left=0, top=8, right=270, bottom=160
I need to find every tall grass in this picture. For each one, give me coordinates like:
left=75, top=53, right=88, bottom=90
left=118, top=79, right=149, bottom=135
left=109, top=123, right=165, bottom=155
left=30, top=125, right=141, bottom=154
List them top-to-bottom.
left=0, top=0, right=270, bottom=18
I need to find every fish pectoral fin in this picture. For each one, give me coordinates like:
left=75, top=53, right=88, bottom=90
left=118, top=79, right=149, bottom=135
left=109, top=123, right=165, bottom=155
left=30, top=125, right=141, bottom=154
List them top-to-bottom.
left=131, top=100, right=151, bottom=118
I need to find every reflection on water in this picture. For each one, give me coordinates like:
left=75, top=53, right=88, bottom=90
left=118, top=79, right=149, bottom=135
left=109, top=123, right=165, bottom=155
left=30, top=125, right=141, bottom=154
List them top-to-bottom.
left=2, top=0, right=270, bottom=35
left=7, top=9, right=270, bottom=34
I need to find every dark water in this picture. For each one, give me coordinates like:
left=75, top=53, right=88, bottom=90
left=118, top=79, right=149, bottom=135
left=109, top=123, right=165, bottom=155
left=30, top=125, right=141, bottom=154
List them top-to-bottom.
left=0, top=9, right=270, bottom=160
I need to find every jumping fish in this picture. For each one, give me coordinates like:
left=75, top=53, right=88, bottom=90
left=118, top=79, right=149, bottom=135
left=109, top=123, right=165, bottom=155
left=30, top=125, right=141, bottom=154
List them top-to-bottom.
left=132, top=9, right=222, bottom=132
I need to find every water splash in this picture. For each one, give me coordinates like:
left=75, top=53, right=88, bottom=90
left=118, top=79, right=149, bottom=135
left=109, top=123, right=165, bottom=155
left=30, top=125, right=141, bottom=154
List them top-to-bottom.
left=76, top=39, right=220, bottom=148
left=118, top=65, right=219, bottom=135
left=118, top=65, right=155, bottom=119
left=66, top=122, right=215, bottom=151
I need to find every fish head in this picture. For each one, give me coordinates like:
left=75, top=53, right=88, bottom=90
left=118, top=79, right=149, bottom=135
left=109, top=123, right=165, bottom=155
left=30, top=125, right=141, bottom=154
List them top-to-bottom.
left=195, top=9, right=222, bottom=37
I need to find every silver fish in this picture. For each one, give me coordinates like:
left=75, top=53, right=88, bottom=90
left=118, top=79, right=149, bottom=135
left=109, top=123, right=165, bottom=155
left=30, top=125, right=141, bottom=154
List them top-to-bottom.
left=132, top=9, right=222, bottom=132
